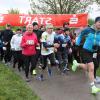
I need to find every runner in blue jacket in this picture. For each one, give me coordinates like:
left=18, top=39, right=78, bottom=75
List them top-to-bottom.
left=72, top=16, right=100, bottom=94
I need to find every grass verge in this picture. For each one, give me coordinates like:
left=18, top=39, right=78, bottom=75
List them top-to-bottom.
left=0, top=63, right=40, bottom=100
left=97, top=67, right=100, bottom=77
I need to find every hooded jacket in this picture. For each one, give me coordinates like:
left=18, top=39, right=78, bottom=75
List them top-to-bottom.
left=76, top=26, right=100, bottom=52
left=21, top=31, right=38, bottom=56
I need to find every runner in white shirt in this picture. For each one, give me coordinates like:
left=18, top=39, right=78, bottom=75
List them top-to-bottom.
left=38, top=24, right=59, bottom=81
left=10, top=28, right=24, bottom=71
left=41, top=31, right=55, bottom=55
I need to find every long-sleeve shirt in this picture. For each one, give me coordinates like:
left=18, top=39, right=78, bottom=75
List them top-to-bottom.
left=41, top=31, right=55, bottom=55
left=10, top=34, right=22, bottom=51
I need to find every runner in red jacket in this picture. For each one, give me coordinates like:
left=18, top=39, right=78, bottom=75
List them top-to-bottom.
left=21, top=24, right=38, bottom=82
left=21, top=31, right=38, bottom=55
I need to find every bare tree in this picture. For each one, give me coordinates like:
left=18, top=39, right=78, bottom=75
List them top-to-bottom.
left=29, top=0, right=95, bottom=14
left=95, top=0, right=100, bottom=4
left=7, top=8, right=20, bottom=14
left=28, top=10, right=37, bottom=14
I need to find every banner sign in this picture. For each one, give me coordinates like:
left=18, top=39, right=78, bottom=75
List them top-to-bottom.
left=0, top=14, right=88, bottom=27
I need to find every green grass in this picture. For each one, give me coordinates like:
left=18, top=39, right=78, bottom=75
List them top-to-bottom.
left=0, top=63, right=40, bottom=100
left=96, top=67, right=100, bottom=77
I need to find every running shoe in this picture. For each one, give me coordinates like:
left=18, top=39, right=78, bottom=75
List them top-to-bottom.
left=72, top=60, right=79, bottom=72
left=48, top=68, right=52, bottom=77
left=32, top=70, right=37, bottom=75
left=37, top=74, right=44, bottom=81
left=91, top=86, right=100, bottom=94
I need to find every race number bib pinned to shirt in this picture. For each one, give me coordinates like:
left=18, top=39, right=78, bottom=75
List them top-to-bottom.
left=27, top=40, right=34, bottom=45
left=62, top=44, right=66, bottom=47
left=3, top=47, right=6, bottom=50
left=93, top=53, right=97, bottom=58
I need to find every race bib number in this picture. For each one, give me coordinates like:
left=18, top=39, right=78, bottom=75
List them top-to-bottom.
left=27, top=40, right=34, bottom=45
left=62, top=44, right=66, bottom=47
left=3, top=47, right=6, bottom=50
left=93, top=53, right=97, bottom=58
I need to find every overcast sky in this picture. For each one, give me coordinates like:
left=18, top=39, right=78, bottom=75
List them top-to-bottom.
left=0, top=0, right=100, bottom=19
left=0, top=0, right=31, bottom=14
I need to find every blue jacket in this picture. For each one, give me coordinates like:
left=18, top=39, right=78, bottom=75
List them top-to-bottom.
left=76, top=26, right=100, bottom=52
left=0, top=32, right=3, bottom=48
left=54, top=33, right=71, bottom=51
left=0, top=39, right=3, bottom=48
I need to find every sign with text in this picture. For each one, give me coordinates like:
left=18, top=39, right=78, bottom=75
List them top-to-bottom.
left=0, top=14, right=88, bottom=27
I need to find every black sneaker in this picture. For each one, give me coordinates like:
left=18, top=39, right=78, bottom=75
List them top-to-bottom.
left=13, top=64, right=15, bottom=68
left=62, top=67, right=69, bottom=74
left=18, top=68, right=21, bottom=72
left=25, top=77, right=31, bottom=82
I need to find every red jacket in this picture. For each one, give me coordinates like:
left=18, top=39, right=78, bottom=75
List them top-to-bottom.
left=21, top=31, right=38, bottom=56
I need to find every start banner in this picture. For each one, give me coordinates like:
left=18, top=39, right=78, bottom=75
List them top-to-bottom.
left=0, top=13, right=88, bottom=27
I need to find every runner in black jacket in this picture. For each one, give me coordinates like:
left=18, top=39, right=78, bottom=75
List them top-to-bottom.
left=1, top=24, right=13, bottom=64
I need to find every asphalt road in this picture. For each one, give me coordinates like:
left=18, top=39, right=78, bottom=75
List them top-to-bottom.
left=14, top=66, right=100, bottom=100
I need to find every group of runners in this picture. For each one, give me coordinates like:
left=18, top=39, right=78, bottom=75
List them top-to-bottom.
left=0, top=16, right=100, bottom=94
